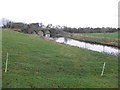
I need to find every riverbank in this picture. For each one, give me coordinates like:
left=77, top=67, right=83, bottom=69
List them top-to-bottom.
left=2, top=29, right=118, bottom=88
left=64, top=32, right=119, bottom=48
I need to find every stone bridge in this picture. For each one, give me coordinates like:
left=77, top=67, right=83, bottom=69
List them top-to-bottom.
left=3, top=22, right=65, bottom=37
left=32, top=28, right=61, bottom=37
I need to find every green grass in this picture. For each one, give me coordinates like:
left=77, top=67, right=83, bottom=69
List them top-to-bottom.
left=2, top=29, right=118, bottom=88
left=69, top=32, right=119, bottom=47
left=81, top=32, right=119, bottom=39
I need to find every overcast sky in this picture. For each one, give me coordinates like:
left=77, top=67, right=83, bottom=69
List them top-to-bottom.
left=0, top=0, right=119, bottom=28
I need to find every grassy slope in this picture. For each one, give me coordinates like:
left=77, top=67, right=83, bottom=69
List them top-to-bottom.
left=2, top=29, right=118, bottom=88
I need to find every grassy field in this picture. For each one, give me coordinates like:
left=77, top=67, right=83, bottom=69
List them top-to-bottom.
left=2, top=29, right=118, bottom=88
left=67, top=32, right=119, bottom=47
left=81, top=32, right=119, bottom=39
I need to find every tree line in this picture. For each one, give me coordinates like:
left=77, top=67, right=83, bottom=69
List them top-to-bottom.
left=2, top=18, right=119, bottom=34
left=63, top=27, right=119, bottom=33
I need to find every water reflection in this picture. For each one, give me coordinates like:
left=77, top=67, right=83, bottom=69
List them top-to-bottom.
left=45, top=34, right=50, bottom=38
left=54, top=37, right=119, bottom=56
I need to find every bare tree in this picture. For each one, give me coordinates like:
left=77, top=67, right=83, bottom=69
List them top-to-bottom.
left=1, top=18, right=10, bottom=28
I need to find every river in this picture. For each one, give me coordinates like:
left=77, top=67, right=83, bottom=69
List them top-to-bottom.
left=49, top=37, right=119, bottom=56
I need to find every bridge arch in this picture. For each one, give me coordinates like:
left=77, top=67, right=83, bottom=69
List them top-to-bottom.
left=36, top=29, right=58, bottom=38
left=38, top=29, right=52, bottom=37
left=38, top=30, right=44, bottom=37
left=44, top=30, right=51, bottom=37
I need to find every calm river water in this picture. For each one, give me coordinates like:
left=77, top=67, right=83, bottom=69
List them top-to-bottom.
left=50, top=37, right=119, bottom=56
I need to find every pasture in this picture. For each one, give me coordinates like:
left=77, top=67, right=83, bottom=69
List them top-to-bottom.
left=2, top=29, right=118, bottom=88
left=68, top=32, right=119, bottom=47
left=81, top=32, right=119, bottom=39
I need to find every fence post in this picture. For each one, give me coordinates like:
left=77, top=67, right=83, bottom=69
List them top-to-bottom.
left=5, top=53, right=8, bottom=72
left=101, top=62, right=106, bottom=77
